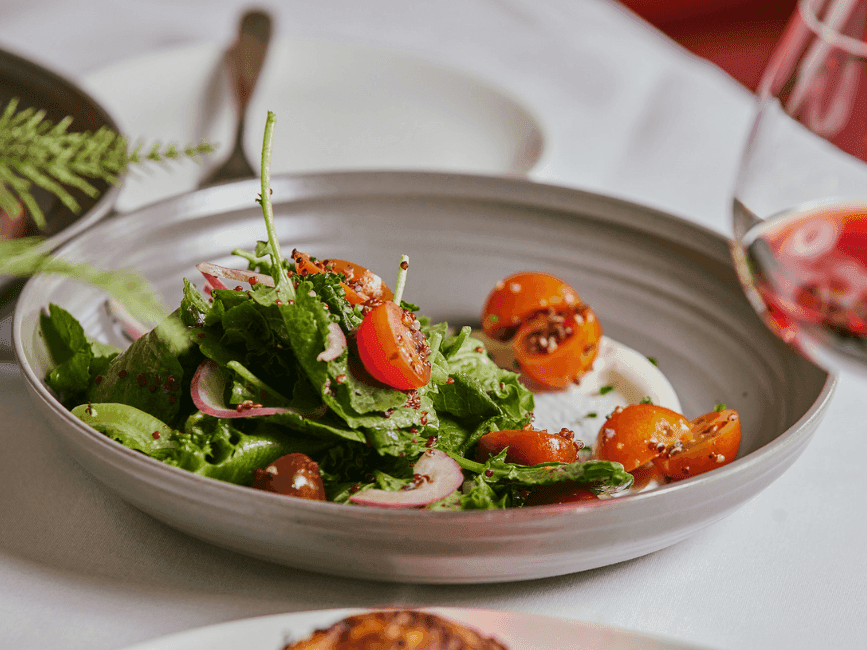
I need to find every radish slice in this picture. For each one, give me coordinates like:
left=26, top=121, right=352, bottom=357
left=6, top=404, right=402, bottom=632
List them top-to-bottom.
left=196, top=262, right=275, bottom=293
left=105, top=298, right=150, bottom=341
left=317, top=323, right=347, bottom=361
left=191, top=359, right=319, bottom=419
left=348, top=450, right=464, bottom=508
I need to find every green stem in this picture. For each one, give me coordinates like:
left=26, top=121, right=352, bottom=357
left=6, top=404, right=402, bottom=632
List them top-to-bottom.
left=259, top=111, right=293, bottom=298
left=392, top=254, right=409, bottom=305
left=226, top=360, right=290, bottom=404
left=446, top=451, right=493, bottom=475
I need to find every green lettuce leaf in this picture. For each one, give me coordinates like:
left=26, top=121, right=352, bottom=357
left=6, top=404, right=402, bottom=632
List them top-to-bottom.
left=179, top=278, right=210, bottom=327
left=41, top=303, right=120, bottom=405
left=86, top=311, right=201, bottom=427
left=70, top=404, right=330, bottom=486
left=450, top=451, right=634, bottom=490
left=428, top=474, right=510, bottom=510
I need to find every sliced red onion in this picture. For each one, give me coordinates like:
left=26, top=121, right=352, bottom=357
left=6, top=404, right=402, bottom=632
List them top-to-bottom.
left=196, top=262, right=275, bottom=293
left=201, top=274, right=226, bottom=295
left=105, top=298, right=150, bottom=341
left=317, top=322, right=347, bottom=361
left=191, top=359, right=316, bottom=419
left=349, top=450, right=464, bottom=508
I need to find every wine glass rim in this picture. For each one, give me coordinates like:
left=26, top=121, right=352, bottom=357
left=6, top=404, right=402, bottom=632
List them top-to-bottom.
left=798, top=0, right=867, bottom=57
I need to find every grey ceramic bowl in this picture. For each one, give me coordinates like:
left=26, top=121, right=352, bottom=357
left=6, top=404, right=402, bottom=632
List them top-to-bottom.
left=12, top=172, right=834, bottom=583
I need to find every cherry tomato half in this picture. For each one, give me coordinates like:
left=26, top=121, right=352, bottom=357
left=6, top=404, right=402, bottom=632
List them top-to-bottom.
left=291, top=250, right=393, bottom=305
left=482, top=272, right=582, bottom=341
left=356, top=301, right=431, bottom=390
left=513, top=306, right=602, bottom=389
left=593, top=403, right=691, bottom=472
left=653, top=408, right=741, bottom=481
left=475, top=428, right=580, bottom=465
left=250, top=453, right=327, bottom=500
left=628, top=460, right=666, bottom=491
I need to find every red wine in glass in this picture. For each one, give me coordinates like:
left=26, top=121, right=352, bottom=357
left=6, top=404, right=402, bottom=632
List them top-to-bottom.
left=735, top=200, right=867, bottom=373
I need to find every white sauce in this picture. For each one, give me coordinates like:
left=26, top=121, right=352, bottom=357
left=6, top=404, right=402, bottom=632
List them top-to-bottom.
left=477, top=333, right=681, bottom=493
left=478, top=333, right=680, bottom=441
left=531, top=337, right=681, bottom=444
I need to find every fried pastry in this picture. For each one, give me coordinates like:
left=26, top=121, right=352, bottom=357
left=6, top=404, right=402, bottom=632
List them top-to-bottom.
left=283, top=610, right=508, bottom=650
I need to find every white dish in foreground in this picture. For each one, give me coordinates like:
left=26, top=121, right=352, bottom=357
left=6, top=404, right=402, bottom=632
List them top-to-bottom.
left=82, top=39, right=544, bottom=212
left=13, top=172, right=833, bottom=583
left=119, top=607, right=716, bottom=650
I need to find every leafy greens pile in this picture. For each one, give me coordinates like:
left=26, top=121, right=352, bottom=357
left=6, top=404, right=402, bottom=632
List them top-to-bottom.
left=40, top=112, right=632, bottom=509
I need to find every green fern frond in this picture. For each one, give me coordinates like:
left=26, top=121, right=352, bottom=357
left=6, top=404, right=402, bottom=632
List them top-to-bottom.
left=0, top=97, right=214, bottom=233
left=0, top=237, right=169, bottom=327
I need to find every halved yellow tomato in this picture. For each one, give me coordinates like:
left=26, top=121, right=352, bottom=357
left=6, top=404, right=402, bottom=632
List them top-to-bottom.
left=482, top=272, right=581, bottom=341
left=512, top=307, right=602, bottom=388
left=593, top=403, right=691, bottom=472
left=653, top=408, right=741, bottom=481
left=475, top=428, right=580, bottom=465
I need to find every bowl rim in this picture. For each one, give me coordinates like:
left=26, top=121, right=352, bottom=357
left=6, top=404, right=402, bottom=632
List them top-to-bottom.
left=12, top=170, right=837, bottom=523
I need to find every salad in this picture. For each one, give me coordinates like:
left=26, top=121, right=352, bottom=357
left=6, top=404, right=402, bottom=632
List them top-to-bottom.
left=39, top=113, right=740, bottom=510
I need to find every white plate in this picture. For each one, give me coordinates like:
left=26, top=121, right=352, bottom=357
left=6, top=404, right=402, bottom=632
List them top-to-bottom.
left=82, top=40, right=544, bottom=212
left=13, top=172, right=833, bottom=583
left=119, top=607, right=717, bottom=650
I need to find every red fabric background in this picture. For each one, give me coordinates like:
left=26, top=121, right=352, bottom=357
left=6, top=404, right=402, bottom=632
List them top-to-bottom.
left=620, top=0, right=798, bottom=91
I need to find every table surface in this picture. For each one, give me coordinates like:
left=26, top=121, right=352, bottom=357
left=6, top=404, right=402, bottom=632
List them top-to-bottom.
left=1, top=2, right=865, bottom=649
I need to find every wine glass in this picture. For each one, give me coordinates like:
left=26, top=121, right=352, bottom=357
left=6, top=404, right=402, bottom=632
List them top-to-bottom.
left=732, top=0, right=867, bottom=376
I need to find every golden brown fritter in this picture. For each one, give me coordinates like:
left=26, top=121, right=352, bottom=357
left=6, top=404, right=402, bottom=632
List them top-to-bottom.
left=284, top=610, right=508, bottom=650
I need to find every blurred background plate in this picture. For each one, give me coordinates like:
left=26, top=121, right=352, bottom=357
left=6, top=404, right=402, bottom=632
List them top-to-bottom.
left=82, top=40, right=545, bottom=213
left=0, top=47, right=121, bottom=357
left=0, top=48, right=120, bottom=243
left=12, top=172, right=833, bottom=583
left=118, top=607, right=719, bottom=650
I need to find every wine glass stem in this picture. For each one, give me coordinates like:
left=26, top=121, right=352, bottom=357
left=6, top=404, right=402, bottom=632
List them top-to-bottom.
left=732, top=198, right=764, bottom=240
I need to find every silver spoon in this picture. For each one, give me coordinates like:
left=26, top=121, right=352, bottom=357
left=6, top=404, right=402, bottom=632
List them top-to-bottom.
left=199, top=9, right=273, bottom=186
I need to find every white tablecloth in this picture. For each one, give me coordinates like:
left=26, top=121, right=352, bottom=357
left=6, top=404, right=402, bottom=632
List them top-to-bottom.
left=1, top=2, right=865, bottom=649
